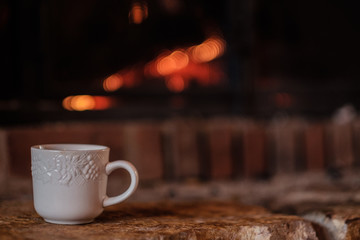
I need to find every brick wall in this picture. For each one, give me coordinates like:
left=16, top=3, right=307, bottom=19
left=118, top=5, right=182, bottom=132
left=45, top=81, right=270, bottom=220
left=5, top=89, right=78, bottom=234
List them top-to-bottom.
left=1, top=117, right=359, bottom=193
left=0, top=130, right=9, bottom=194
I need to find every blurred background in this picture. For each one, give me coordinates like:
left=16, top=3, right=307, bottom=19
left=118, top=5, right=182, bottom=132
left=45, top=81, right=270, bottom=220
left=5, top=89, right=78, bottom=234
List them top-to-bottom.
left=1, top=0, right=360, bottom=206
left=1, top=0, right=359, bottom=124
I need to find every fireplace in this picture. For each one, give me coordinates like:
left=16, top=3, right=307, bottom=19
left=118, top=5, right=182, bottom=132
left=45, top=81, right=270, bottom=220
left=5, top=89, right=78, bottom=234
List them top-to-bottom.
left=1, top=0, right=359, bottom=125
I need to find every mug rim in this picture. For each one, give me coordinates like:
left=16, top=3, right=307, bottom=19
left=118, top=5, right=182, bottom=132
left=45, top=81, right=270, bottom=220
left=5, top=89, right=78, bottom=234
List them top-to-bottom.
left=31, top=144, right=109, bottom=152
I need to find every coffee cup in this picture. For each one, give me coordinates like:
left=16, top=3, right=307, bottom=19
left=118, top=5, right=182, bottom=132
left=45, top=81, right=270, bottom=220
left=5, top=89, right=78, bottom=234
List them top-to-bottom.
left=31, top=144, right=138, bottom=224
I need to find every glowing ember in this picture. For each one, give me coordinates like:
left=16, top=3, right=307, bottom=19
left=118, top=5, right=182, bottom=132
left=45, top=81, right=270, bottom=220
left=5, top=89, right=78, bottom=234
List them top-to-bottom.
left=129, top=1, right=148, bottom=24
left=105, top=34, right=226, bottom=93
left=190, top=36, right=226, bottom=63
left=155, top=50, right=189, bottom=76
left=170, top=50, right=189, bottom=69
left=157, top=55, right=177, bottom=75
left=103, top=73, right=124, bottom=92
left=166, top=75, right=186, bottom=92
left=62, top=95, right=112, bottom=111
left=70, top=95, right=96, bottom=111
left=62, top=96, right=73, bottom=111
left=93, top=96, right=112, bottom=110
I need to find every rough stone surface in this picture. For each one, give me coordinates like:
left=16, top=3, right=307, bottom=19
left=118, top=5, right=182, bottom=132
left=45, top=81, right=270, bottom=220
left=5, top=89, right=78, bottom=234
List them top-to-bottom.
left=0, top=200, right=319, bottom=240
left=303, top=205, right=360, bottom=240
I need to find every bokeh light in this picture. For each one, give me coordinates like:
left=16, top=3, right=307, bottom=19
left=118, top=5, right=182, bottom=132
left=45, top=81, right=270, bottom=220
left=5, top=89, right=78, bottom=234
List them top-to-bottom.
left=129, top=1, right=148, bottom=24
left=114, top=35, right=226, bottom=93
left=190, top=36, right=226, bottom=63
left=156, top=50, right=189, bottom=76
left=103, top=73, right=124, bottom=92
left=166, top=75, right=186, bottom=92
left=62, top=95, right=112, bottom=111
left=70, top=95, right=96, bottom=111
left=62, top=96, right=74, bottom=111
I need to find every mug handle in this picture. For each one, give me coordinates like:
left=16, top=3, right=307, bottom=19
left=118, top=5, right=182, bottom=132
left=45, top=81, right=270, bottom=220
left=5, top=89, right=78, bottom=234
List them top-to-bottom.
left=103, top=160, right=139, bottom=208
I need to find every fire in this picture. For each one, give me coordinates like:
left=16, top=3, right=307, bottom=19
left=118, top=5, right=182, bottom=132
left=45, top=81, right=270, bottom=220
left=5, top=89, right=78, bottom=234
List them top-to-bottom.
left=129, top=1, right=148, bottom=24
left=66, top=35, right=226, bottom=110
left=106, top=35, right=226, bottom=94
left=189, top=36, right=226, bottom=63
left=156, top=50, right=189, bottom=76
left=102, top=68, right=139, bottom=92
left=103, top=73, right=124, bottom=92
left=166, top=75, right=186, bottom=92
left=62, top=95, right=112, bottom=111
left=70, top=95, right=95, bottom=111
left=62, top=96, right=74, bottom=111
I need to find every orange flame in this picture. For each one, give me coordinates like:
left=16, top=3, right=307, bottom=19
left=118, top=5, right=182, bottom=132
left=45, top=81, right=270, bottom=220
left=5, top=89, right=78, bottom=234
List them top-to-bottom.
left=129, top=1, right=148, bottom=24
left=116, top=34, right=226, bottom=93
left=146, top=35, right=225, bottom=79
left=189, top=36, right=226, bottom=63
left=156, top=50, right=189, bottom=76
left=103, top=73, right=124, bottom=92
left=166, top=75, right=186, bottom=92
left=62, top=95, right=112, bottom=111
left=70, top=95, right=95, bottom=111
left=62, top=96, right=74, bottom=111
left=93, top=96, right=112, bottom=110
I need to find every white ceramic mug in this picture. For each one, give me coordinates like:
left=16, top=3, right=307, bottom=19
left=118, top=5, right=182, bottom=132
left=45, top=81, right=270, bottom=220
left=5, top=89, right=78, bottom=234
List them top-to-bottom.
left=31, top=144, right=139, bottom=225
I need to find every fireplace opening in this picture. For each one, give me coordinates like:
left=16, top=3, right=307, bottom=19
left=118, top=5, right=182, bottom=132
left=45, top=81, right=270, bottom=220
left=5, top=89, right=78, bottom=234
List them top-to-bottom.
left=1, top=0, right=359, bottom=125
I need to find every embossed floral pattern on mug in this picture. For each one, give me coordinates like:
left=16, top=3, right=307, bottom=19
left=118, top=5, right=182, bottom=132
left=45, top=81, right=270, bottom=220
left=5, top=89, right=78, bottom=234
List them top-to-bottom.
left=31, top=152, right=105, bottom=186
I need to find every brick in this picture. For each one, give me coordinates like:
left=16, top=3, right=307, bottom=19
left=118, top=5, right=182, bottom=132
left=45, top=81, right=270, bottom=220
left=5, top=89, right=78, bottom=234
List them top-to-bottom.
left=162, top=119, right=200, bottom=180
left=206, top=119, right=233, bottom=179
left=268, top=119, right=306, bottom=174
left=352, top=120, right=360, bottom=167
left=123, top=122, right=163, bottom=181
left=327, top=122, right=354, bottom=168
left=230, top=123, right=243, bottom=179
left=242, top=123, right=266, bottom=178
left=304, top=123, right=325, bottom=170
left=196, top=126, right=211, bottom=180
left=0, top=130, right=9, bottom=194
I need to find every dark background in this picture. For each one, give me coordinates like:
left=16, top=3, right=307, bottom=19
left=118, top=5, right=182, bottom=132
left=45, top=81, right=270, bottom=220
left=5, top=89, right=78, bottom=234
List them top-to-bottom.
left=1, top=0, right=359, bottom=125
